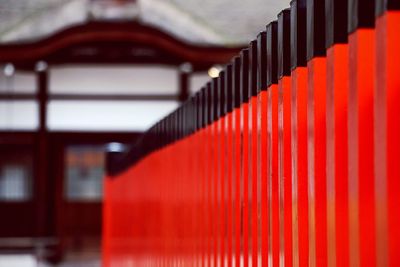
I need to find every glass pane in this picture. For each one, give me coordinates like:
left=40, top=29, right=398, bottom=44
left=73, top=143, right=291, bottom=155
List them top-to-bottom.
left=49, top=65, right=179, bottom=95
left=0, top=68, right=36, bottom=94
left=47, top=100, right=179, bottom=131
left=0, top=101, right=39, bottom=130
left=65, top=145, right=105, bottom=202
left=0, top=147, right=33, bottom=202
left=0, top=254, right=36, bottom=267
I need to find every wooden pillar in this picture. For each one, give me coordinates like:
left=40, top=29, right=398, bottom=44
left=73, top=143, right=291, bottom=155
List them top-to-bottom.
left=36, top=62, right=49, bottom=238
left=179, top=63, right=192, bottom=102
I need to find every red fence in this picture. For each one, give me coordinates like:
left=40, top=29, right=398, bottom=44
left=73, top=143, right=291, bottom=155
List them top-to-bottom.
left=103, top=0, right=400, bottom=266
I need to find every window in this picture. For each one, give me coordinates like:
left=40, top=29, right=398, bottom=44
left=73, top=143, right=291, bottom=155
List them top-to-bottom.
left=49, top=65, right=179, bottom=95
left=0, top=68, right=36, bottom=94
left=48, top=100, right=179, bottom=131
left=0, top=101, right=39, bottom=130
left=65, top=145, right=105, bottom=201
left=0, top=147, right=33, bottom=202
left=0, top=254, right=36, bottom=267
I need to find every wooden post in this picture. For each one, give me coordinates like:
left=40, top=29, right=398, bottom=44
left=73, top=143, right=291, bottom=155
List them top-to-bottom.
left=36, top=62, right=49, bottom=238
left=179, top=63, right=192, bottom=102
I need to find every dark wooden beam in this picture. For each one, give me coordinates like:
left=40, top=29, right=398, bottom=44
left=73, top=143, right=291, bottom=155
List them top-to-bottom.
left=0, top=21, right=243, bottom=70
left=0, top=93, right=36, bottom=100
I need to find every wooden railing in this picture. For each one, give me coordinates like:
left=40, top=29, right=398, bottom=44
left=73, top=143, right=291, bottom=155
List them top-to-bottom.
left=103, top=0, right=400, bottom=266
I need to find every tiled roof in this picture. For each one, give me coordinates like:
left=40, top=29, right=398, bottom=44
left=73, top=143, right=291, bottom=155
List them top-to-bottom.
left=0, top=0, right=290, bottom=46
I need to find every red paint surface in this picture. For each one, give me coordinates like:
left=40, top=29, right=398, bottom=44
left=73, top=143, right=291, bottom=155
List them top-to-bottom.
left=102, top=11, right=398, bottom=266
left=376, top=11, right=400, bottom=267
left=385, top=12, right=400, bottom=267
left=349, top=29, right=376, bottom=267
left=327, top=44, right=350, bottom=267
left=308, top=57, right=327, bottom=267
left=291, top=67, right=309, bottom=267
left=280, top=76, right=293, bottom=267
left=269, top=84, right=279, bottom=267
left=260, top=90, right=269, bottom=267
left=250, top=96, right=258, bottom=267
left=241, top=102, right=249, bottom=267
left=234, top=107, right=241, bottom=267
left=227, top=112, right=234, bottom=267
left=220, top=116, right=226, bottom=267
left=213, top=118, right=219, bottom=267
left=208, top=123, right=214, bottom=267
left=200, top=127, right=207, bottom=267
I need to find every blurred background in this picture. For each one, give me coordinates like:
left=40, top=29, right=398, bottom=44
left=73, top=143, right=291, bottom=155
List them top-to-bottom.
left=0, top=0, right=289, bottom=266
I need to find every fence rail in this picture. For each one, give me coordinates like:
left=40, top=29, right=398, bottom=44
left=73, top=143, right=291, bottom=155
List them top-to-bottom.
left=103, top=0, right=400, bottom=266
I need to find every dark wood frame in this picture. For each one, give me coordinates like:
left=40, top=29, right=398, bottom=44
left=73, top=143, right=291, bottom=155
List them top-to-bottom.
left=0, top=19, right=241, bottom=262
left=0, top=21, right=242, bottom=70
